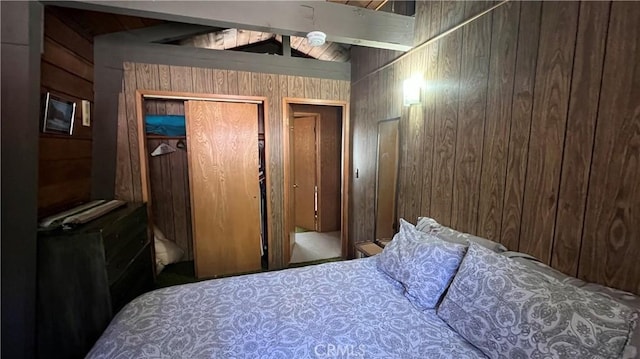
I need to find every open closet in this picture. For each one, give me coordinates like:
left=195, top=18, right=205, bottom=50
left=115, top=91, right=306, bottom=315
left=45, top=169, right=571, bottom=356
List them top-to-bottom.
left=137, top=91, right=269, bottom=278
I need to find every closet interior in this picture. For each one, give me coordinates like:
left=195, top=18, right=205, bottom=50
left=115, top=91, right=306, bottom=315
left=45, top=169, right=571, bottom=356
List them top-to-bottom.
left=140, top=92, right=268, bottom=278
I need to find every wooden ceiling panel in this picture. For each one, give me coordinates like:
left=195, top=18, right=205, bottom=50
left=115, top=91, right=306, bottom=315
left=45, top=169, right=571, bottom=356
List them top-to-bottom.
left=178, top=30, right=349, bottom=62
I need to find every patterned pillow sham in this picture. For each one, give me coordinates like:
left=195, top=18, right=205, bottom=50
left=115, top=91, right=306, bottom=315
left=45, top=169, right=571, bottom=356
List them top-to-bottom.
left=416, top=216, right=508, bottom=253
left=377, top=219, right=467, bottom=310
left=438, top=243, right=638, bottom=359
left=504, top=251, right=640, bottom=358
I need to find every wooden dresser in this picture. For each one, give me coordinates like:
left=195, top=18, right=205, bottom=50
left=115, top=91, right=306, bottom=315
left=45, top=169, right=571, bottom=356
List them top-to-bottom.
left=36, top=202, right=154, bottom=359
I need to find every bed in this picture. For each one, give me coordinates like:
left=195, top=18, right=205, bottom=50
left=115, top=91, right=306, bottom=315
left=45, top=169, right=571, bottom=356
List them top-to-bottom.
left=88, top=217, right=639, bottom=359
left=87, top=257, right=486, bottom=358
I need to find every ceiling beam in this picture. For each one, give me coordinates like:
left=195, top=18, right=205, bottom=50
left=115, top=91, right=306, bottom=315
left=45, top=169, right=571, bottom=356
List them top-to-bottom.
left=45, top=1, right=414, bottom=51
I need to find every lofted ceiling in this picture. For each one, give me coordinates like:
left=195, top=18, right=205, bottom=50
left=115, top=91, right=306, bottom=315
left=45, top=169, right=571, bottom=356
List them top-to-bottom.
left=47, top=0, right=391, bottom=62
left=176, top=0, right=389, bottom=62
left=178, top=31, right=351, bottom=62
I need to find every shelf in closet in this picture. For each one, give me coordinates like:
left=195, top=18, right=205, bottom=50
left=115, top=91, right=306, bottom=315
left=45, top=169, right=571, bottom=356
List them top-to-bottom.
left=146, top=135, right=186, bottom=140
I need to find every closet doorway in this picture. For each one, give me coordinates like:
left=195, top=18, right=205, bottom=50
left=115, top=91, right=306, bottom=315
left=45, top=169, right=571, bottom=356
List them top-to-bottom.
left=135, top=90, right=271, bottom=279
left=283, top=99, right=350, bottom=265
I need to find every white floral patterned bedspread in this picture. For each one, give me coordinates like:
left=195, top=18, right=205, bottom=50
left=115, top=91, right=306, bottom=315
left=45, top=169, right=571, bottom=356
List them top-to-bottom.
left=87, top=258, right=486, bottom=359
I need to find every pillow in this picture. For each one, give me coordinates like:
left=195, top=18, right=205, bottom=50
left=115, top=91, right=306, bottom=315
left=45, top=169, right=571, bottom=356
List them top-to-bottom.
left=416, top=216, right=508, bottom=252
left=377, top=219, right=467, bottom=310
left=153, top=226, right=184, bottom=273
left=437, top=243, right=638, bottom=359
left=503, top=251, right=640, bottom=358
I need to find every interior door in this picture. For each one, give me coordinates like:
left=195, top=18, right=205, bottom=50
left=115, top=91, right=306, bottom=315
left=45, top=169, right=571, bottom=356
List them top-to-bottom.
left=185, top=100, right=261, bottom=278
left=293, top=116, right=317, bottom=231
left=375, top=118, right=400, bottom=240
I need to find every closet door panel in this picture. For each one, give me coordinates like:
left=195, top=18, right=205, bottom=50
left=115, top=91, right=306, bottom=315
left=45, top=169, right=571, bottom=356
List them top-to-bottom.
left=186, top=100, right=261, bottom=278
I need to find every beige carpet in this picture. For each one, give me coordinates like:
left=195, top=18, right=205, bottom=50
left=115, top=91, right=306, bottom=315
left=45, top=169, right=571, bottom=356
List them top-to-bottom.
left=290, top=231, right=341, bottom=264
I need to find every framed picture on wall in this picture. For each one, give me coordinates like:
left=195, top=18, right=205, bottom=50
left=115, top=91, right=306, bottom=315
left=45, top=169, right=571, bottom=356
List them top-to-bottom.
left=42, top=92, right=76, bottom=135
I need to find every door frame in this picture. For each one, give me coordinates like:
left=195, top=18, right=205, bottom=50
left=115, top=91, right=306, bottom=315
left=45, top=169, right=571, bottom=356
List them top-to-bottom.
left=134, top=90, right=272, bottom=269
left=282, top=98, right=350, bottom=264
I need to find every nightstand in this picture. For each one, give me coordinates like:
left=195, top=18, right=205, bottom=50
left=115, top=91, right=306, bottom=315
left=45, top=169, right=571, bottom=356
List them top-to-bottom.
left=355, top=241, right=384, bottom=258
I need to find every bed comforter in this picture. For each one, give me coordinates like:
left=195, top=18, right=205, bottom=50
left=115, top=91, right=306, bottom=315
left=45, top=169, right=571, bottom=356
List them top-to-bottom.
left=87, top=258, right=486, bottom=358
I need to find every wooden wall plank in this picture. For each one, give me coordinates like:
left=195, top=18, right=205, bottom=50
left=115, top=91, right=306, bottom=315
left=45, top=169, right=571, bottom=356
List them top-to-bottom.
left=413, top=0, right=431, bottom=45
left=450, top=1, right=492, bottom=234
left=500, top=1, right=542, bottom=251
left=519, top=1, right=579, bottom=264
left=552, top=1, right=610, bottom=277
left=579, top=1, right=640, bottom=295
left=476, top=2, right=520, bottom=242
left=43, top=10, right=93, bottom=63
left=429, top=32, right=462, bottom=226
left=42, top=38, right=93, bottom=82
left=419, top=42, right=439, bottom=218
left=402, top=49, right=427, bottom=223
left=41, top=62, right=93, bottom=100
left=122, top=62, right=142, bottom=202
left=169, top=65, right=193, bottom=92
left=191, top=67, right=214, bottom=93
left=213, top=69, right=228, bottom=94
left=227, top=70, right=238, bottom=94
left=238, top=71, right=252, bottom=96
left=287, top=75, right=304, bottom=97
left=304, top=77, right=321, bottom=99
left=115, top=92, right=133, bottom=200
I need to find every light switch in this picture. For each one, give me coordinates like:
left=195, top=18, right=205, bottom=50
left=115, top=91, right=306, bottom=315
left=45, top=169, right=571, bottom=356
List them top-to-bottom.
left=81, top=100, right=91, bottom=126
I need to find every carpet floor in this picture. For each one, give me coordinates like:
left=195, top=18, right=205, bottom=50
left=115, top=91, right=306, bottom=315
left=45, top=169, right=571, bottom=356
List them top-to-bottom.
left=290, top=231, right=341, bottom=264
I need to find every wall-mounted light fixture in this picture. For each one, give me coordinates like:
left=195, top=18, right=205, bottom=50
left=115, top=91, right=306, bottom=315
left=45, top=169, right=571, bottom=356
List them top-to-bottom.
left=403, top=75, right=424, bottom=106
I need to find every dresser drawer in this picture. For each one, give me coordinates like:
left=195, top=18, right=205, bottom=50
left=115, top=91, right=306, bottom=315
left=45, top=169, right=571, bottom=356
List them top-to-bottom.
left=102, top=205, right=147, bottom=260
left=105, top=223, right=148, bottom=285
left=110, top=244, right=154, bottom=313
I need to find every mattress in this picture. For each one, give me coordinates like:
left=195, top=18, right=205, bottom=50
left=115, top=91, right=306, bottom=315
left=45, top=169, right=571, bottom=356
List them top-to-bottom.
left=87, top=258, right=486, bottom=358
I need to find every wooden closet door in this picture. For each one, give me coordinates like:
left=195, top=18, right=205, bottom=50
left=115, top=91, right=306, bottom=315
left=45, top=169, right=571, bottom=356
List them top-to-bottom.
left=185, top=100, right=261, bottom=278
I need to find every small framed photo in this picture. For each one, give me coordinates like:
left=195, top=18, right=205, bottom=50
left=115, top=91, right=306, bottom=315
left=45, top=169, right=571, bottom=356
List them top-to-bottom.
left=42, top=92, right=76, bottom=135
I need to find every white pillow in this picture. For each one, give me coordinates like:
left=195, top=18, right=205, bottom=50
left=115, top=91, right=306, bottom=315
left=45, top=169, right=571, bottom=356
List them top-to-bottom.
left=153, top=226, right=184, bottom=273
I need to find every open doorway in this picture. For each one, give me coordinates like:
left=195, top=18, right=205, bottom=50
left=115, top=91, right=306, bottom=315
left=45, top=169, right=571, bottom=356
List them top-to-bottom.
left=283, top=99, right=349, bottom=266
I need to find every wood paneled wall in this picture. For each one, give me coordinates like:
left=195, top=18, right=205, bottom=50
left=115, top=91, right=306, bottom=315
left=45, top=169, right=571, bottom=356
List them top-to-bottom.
left=350, top=0, right=640, bottom=295
left=39, top=8, right=94, bottom=216
left=115, top=62, right=349, bottom=268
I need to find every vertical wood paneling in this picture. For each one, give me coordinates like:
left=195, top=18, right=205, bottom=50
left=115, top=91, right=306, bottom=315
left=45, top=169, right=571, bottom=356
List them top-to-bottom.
left=351, top=0, right=640, bottom=294
left=451, top=1, right=492, bottom=234
left=500, top=1, right=542, bottom=251
left=520, top=1, right=579, bottom=264
left=552, top=1, right=610, bottom=276
left=579, top=1, right=640, bottom=295
left=476, top=2, right=520, bottom=242
left=430, top=31, right=462, bottom=226
left=418, top=43, right=438, bottom=218
left=402, top=49, right=427, bottom=223
left=122, top=62, right=142, bottom=202
left=169, top=65, right=193, bottom=92
left=191, top=67, right=214, bottom=93
left=213, top=69, right=228, bottom=94
left=227, top=70, right=238, bottom=94
left=238, top=71, right=252, bottom=96
left=304, top=77, right=321, bottom=99
left=351, top=79, right=370, bottom=241
left=115, top=92, right=133, bottom=200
